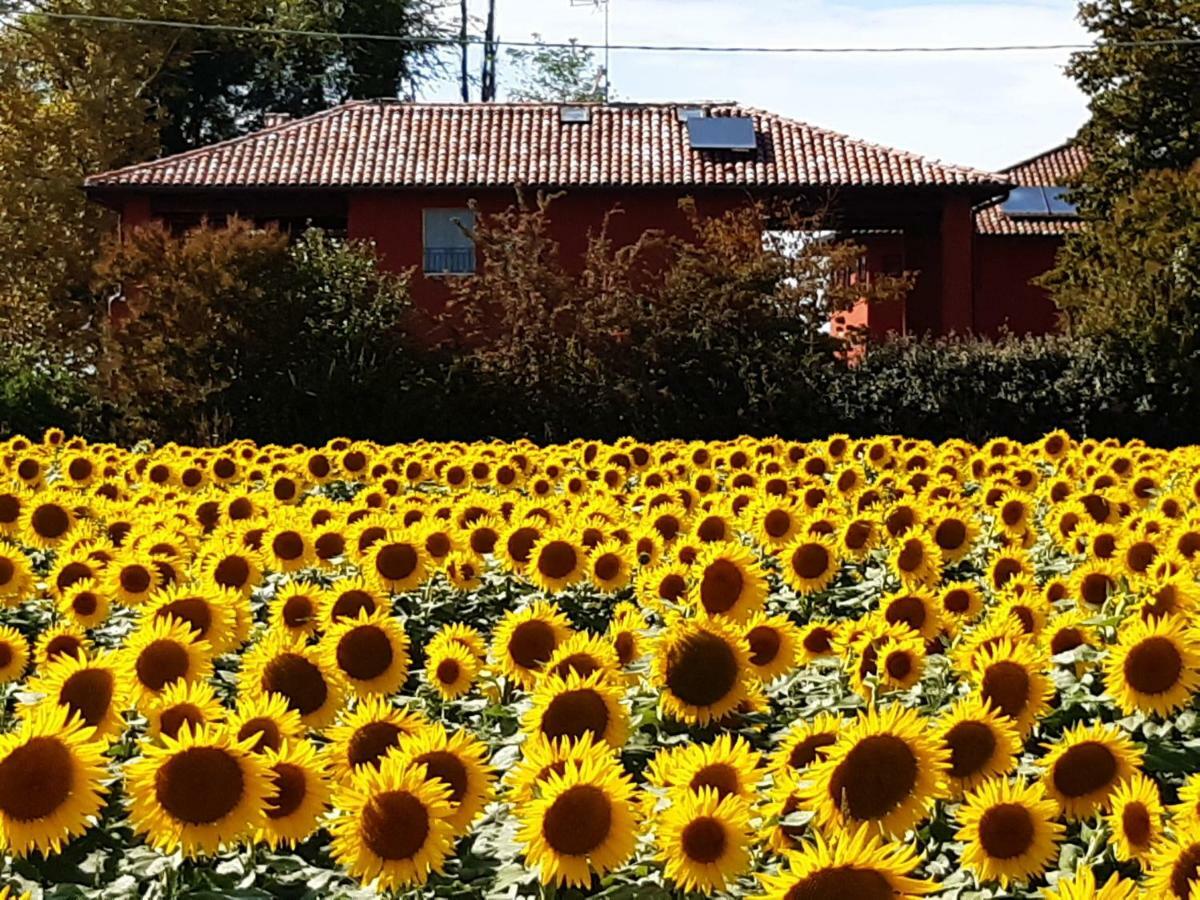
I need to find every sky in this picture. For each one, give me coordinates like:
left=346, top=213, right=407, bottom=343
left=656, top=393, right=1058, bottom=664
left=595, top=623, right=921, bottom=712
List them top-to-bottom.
left=427, top=0, right=1090, bottom=173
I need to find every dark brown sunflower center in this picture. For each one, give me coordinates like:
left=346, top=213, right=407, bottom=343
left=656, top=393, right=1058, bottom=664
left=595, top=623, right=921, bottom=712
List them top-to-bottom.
left=31, top=504, right=70, bottom=539
left=764, top=509, right=792, bottom=538
left=272, top=532, right=305, bottom=561
left=315, top=533, right=345, bottom=560
left=896, top=540, right=925, bottom=573
left=537, top=541, right=578, bottom=580
left=376, top=544, right=418, bottom=582
left=791, top=544, right=830, bottom=581
left=593, top=554, right=621, bottom=582
left=214, top=556, right=251, bottom=589
left=700, top=559, right=744, bottom=614
left=55, top=561, right=91, bottom=592
left=118, top=566, right=151, bottom=596
left=658, top=573, right=687, bottom=602
left=943, top=589, right=971, bottom=614
left=331, top=590, right=377, bottom=622
left=72, top=591, right=99, bottom=617
left=282, top=595, right=316, bottom=628
left=885, top=596, right=926, bottom=632
left=155, top=597, right=212, bottom=638
left=509, top=620, right=558, bottom=670
left=337, top=626, right=394, bottom=682
left=748, top=626, right=782, bottom=666
left=803, top=628, right=833, bottom=655
left=1051, top=628, right=1084, bottom=656
left=614, top=632, right=636, bottom=665
left=665, top=632, right=739, bottom=708
left=1125, top=637, right=1183, bottom=695
left=136, top=640, right=190, bottom=691
left=885, top=651, right=913, bottom=681
left=262, top=653, right=328, bottom=716
left=549, top=654, right=601, bottom=680
left=436, top=658, right=462, bottom=685
left=981, top=660, right=1031, bottom=720
left=60, top=668, right=114, bottom=728
left=541, top=689, right=610, bottom=742
left=160, top=703, right=205, bottom=740
left=238, top=717, right=282, bottom=753
left=348, top=721, right=403, bottom=769
left=945, top=721, right=997, bottom=779
left=789, top=733, right=836, bottom=770
left=827, top=734, right=917, bottom=822
left=0, top=737, right=73, bottom=821
left=1053, top=742, right=1118, bottom=798
left=155, top=747, right=245, bottom=825
left=415, top=750, right=469, bottom=805
left=265, top=762, right=307, bottom=820
left=690, top=762, right=740, bottom=799
left=542, top=785, right=612, bottom=856
left=362, top=790, right=430, bottom=861
left=1122, top=801, right=1152, bottom=847
left=977, top=802, right=1035, bottom=859
left=681, top=815, right=727, bottom=864
left=1171, top=843, right=1200, bottom=899
left=781, top=866, right=896, bottom=900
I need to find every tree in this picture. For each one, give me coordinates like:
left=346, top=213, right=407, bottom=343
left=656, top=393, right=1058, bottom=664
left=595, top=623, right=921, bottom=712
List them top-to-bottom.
left=1042, top=0, right=1200, bottom=348
left=1065, top=0, right=1200, bottom=215
left=504, top=34, right=606, bottom=102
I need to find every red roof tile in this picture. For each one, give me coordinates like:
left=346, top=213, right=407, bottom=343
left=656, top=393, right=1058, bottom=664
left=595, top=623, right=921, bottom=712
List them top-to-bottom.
left=85, top=101, right=1008, bottom=192
left=974, top=142, right=1090, bottom=236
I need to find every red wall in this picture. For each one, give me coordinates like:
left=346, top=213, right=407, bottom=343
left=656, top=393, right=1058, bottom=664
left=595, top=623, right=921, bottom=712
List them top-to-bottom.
left=348, top=188, right=747, bottom=318
left=973, top=236, right=1063, bottom=336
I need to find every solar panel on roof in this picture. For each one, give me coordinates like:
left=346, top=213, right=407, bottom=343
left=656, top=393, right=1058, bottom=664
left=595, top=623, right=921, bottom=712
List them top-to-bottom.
left=560, top=105, right=591, bottom=124
left=687, top=116, right=757, bottom=152
left=1001, top=187, right=1050, bottom=216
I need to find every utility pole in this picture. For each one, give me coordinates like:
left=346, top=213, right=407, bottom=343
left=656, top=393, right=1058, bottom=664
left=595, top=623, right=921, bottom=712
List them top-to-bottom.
left=459, top=0, right=470, bottom=102
left=480, top=0, right=497, bottom=101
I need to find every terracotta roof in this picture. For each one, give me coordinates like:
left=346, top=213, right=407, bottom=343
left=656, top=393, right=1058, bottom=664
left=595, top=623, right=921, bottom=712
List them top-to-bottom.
left=85, top=101, right=1008, bottom=192
left=974, top=142, right=1090, bottom=236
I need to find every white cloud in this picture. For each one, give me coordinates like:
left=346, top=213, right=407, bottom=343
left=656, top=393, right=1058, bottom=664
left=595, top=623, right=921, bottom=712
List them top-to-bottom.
left=425, top=0, right=1090, bottom=171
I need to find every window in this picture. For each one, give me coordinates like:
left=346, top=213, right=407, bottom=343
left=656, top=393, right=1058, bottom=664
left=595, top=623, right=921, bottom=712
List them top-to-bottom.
left=423, top=209, right=476, bottom=274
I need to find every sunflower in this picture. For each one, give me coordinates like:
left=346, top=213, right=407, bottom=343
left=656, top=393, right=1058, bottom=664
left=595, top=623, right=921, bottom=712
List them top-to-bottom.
left=20, top=493, right=76, bottom=548
left=749, top=497, right=801, bottom=548
left=929, top=506, right=979, bottom=563
left=261, top=517, right=316, bottom=573
left=526, top=528, right=587, bottom=593
left=889, top=529, right=943, bottom=587
left=366, top=531, right=428, bottom=594
left=780, top=534, right=841, bottom=595
left=197, top=540, right=263, bottom=595
left=587, top=540, right=633, bottom=593
left=685, top=541, right=767, bottom=622
left=0, top=544, right=34, bottom=604
left=443, top=551, right=484, bottom=592
left=1069, top=559, right=1120, bottom=611
left=637, top=562, right=691, bottom=614
left=1139, top=572, right=1200, bottom=621
left=322, top=576, right=386, bottom=626
left=56, top=579, right=110, bottom=630
left=269, top=581, right=325, bottom=639
left=938, top=581, right=984, bottom=633
left=145, top=583, right=242, bottom=655
left=880, top=589, right=942, bottom=641
left=490, top=601, right=574, bottom=689
left=320, top=609, right=411, bottom=699
left=1044, top=609, right=1097, bottom=667
left=740, top=612, right=800, bottom=682
left=1106, top=614, right=1200, bottom=718
left=652, top=616, right=751, bottom=726
left=118, top=617, right=213, bottom=710
left=797, top=620, right=839, bottom=663
left=428, top=621, right=487, bottom=661
left=35, top=623, right=90, bottom=670
left=0, top=625, right=29, bottom=684
left=241, top=630, right=344, bottom=730
left=542, top=631, right=622, bottom=683
left=874, top=633, right=926, bottom=694
left=969, top=638, right=1052, bottom=737
left=424, top=640, right=479, bottom=699
left=25, top=649, right=126, bottom=742
left=524, top=670, right=629, bottom=749
left=142, top=679, right=224, bottom=742
left=228, top=692, right=305, bottom=754
left=324, top=697, right=428, bottom=780
left=933, top=697, right=1020, bottom=797
left=0, top=704, right=107, bottom=857
left=804, top=704, right=947, bottom=836
left=771, top=710, right=841, bottom=775
left=1040, top=721, right=1142, bottom=820
left=127, top=723, right=271, bottom=857
left=392, top=723, right=495, bottom=834
left=505, top=732, right=616, bottom=807
left=651, top=733, right=763, bottom=804
left=258, top=740, right=331, bottom=849
left=517, top=753, right=638, bottom=888
left=329, top=754, right=455, bottom=893
left=764, top=768, right=812, bottom=851
left=1107, top=772, right=1163, bottom=863
left=955, top=777, right=1064, bottom=888
left=655, top=788, right=752, bottom=893
left=753, top=824, right=934, bottom=899
left=1146, top=830, right=1200, bottom=899
left=1043, top=869, right=1139, bottom=900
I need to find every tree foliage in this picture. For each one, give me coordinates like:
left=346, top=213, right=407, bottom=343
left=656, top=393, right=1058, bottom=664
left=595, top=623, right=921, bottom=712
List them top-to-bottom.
left=504, top=34, right=606, bottom=102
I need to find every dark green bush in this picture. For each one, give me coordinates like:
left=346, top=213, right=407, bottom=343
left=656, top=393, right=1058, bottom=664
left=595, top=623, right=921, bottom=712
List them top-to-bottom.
left=0, top=343, right=94, bottom=439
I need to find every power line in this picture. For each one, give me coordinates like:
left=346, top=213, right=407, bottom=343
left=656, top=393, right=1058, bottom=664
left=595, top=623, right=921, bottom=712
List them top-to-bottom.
left=12, top=11, right=1200, bottom=55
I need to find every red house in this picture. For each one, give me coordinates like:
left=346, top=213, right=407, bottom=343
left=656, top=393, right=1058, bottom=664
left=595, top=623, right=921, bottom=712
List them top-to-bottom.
left=84, top=100, right=1073, bottom=337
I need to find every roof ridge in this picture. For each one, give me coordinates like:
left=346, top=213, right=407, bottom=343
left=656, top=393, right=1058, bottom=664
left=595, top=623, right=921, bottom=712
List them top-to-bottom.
left=1001, top=140, right=1085, bottom=175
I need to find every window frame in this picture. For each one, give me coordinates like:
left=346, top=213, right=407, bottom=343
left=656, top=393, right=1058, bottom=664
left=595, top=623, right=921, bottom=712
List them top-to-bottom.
left=422, top=208, right=477, bottom=277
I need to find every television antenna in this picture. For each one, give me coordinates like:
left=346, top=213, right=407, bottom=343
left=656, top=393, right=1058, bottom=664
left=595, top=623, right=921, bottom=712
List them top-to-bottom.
left=569, top=0, right=610, bottom=101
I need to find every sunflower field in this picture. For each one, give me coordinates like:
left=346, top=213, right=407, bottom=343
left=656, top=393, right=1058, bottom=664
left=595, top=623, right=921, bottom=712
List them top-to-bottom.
left=2, top=431, right=1200, bottom=898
